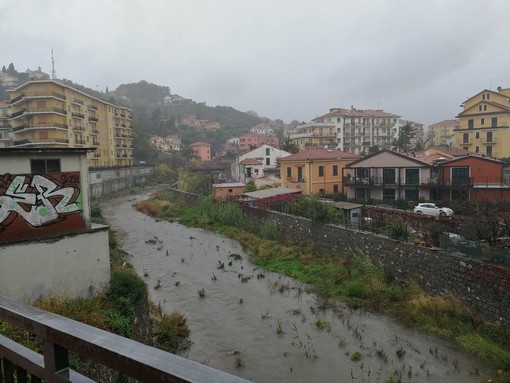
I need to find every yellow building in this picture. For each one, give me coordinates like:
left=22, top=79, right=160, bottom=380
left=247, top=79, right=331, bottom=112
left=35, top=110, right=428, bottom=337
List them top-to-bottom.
left=8, top=80, right=133, bottom=167
left=455, top=87, right=510, bottom=158
left=429, top=119, right=459, bottom=147
left=280, top=147, right=361, bottom=195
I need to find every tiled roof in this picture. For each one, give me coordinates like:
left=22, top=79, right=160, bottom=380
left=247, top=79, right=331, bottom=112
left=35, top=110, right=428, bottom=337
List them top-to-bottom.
left=429, top=119, right=459, bottom=127
left=189, top=141, right=211, bottom=147
left=280, top=147, right=361, bottom=161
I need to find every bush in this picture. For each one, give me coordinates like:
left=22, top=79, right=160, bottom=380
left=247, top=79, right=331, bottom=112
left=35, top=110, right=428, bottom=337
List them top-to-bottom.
left=285, top=197, right=343, bottom=224
left=388, top=218, right=408, bottom=241
left=259, top=219, right=283, bottom=241
left=108, top=271, right=147, bottom=309
left=154, top=312, right=191, bottom=353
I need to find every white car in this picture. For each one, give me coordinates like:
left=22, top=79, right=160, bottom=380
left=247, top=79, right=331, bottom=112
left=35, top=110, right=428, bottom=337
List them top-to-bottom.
left=413, top=203, right=453, bottom=217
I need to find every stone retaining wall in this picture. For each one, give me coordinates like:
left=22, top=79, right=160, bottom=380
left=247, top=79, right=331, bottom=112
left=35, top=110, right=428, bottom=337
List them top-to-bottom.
left=169, top=189, right=510, bottom=330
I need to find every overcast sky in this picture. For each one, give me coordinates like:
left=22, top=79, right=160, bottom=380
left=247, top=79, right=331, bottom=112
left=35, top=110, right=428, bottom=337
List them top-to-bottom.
left=1, top=0, right=509, bottom=126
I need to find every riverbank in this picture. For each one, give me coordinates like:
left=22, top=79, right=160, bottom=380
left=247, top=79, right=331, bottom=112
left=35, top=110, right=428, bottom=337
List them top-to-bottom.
left=135, top=189, right=510, bottom=381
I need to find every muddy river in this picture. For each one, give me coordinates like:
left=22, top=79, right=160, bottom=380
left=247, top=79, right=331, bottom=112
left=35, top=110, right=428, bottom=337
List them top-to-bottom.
left=101, top=189, right=491, bottom=383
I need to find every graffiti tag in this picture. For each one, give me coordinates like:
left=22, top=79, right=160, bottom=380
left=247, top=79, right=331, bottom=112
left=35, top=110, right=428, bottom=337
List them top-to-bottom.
left=0, top=174, right=81, bottom=227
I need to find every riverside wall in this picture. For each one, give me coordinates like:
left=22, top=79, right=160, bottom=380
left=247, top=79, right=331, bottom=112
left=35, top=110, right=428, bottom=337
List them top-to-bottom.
left=88, top=166, right=154, bottom=198
left=169, top=189, right=510, bottom=330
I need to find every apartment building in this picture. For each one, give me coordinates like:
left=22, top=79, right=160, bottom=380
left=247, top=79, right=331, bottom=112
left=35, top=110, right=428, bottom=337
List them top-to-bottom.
left=8, top=80, right=133, bottom=167
left=455, top=87, right=510, bottom=158
left=0, top=101, right=11, bottom=148
left=292, top=107, right=401, bottom=155
left=181, top=115, right=220, bottom=131
left=429, top=119, right=459, bottom=147
left=238, top=133, right=279, bottom=150
left=149, top=134, right=181, bottom=152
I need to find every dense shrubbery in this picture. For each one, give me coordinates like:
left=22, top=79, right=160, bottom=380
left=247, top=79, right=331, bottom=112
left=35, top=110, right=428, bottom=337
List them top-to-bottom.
left=284, top=196, right=344, bottom=224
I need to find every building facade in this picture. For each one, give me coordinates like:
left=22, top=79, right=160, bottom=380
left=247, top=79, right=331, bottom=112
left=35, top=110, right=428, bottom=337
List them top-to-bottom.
left=8, top=80, right=133, bottom=167
left=455, top=87, right=510, bottom=158
left=0, top=101, right=11, bottom=148
left=292, top=106, right=401, bottom=155
left=181, top=115, right=220, bottom=131
left=429, top=119, right=459, bottom=147
left=238, top=133, right=279, bottom=151
left=149, top=134, right=181, bottom=152
left=189, top=141, right=211, bottom=161
left=231, top=144, right=290, bottom=182
left=279, top=147, right=360, bottom=195
left=0, top=148, right=110, bottom=302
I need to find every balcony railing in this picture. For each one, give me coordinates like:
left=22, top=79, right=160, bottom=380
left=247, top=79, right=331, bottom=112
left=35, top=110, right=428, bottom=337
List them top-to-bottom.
left=72, top=98, right=84, bottom=105
left=88, top=104, right=98, bottom=111
left=71, top=112, right=85, bottom=119
left=88, top=117, right=98, bottom=123
left=13, top=123, right=68, bottom=132
left=0, top=295, right=249, bottom=383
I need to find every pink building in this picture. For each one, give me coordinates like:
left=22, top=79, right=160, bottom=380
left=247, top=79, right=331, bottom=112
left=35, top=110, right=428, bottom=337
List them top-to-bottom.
left=239, top=134, right=279, bottom=150
left=189, top=141, right=211, bottom=161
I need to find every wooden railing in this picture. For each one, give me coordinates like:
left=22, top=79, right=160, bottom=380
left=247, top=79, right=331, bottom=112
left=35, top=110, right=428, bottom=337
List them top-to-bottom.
left=0, top=295, right=250, bottom=383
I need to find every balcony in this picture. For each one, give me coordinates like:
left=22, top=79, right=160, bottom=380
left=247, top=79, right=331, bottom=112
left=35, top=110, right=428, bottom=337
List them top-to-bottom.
left=10, top=93, right=25, bottom=104
left=72, top=98, right=84, bottom=105
left=88, top=104, right=98, bottom=111
left=10, top=109, right=27, bottom=118
left=71, top=112, right=85, bottom=119
left=88, top=117, right=99, bottom=123
left=12, top=123, right=68, bottom=133
left=73, top=126, right=86, bottom=132
left=91, top=129, right=99, bottom=135
left=13, top=138, right=70, bottom=147
left=0, top=295, right=248, bottom=383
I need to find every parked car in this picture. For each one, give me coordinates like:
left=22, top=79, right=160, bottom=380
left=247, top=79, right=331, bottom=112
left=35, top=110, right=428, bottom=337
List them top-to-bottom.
left=413, top=203, right=453, bottom=217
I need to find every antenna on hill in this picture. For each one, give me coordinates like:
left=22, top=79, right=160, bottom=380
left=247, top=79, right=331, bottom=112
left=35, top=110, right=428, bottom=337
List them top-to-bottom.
left=51, top=49, right=57, bottom=80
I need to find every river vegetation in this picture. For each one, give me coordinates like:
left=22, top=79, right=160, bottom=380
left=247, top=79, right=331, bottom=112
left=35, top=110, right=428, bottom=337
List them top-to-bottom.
left=135, top=189, right=510, bottom=381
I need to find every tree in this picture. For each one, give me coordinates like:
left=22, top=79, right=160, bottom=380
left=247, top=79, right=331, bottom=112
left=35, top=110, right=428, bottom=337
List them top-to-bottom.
left=7, top=63, right=15, bottom=74
left=1, top=65, right=6, bottom=73
left=393, top=121, right=415, bottom=152
left=280, top=134, right=299, bottom=153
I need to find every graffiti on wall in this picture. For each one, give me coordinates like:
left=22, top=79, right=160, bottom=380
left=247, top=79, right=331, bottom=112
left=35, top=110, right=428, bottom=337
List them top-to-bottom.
left=0, top=172, right=82, bottom=229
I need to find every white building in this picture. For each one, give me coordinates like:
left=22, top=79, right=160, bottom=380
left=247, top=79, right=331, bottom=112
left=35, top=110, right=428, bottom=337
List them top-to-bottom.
left=293, top=106, right=402, bottom=155
left=250, top=124, right=274, bottom=135
left=231, top=144, right=290, bottom=183
left=0, top=148, right=110, bottom=302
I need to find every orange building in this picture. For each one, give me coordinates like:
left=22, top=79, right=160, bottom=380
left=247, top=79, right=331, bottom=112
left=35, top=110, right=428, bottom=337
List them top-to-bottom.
left=189, top=141, right=211, bottom=161
left=279, top=147, right=361, bottom=195
left=212, top=182, right=245, bottom=201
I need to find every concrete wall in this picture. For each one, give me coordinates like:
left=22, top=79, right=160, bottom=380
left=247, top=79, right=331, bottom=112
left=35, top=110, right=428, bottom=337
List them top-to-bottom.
left=88, top=166, right=154, bottom=198
left=168, top=188, right=510, bottom=330
left=0, top=224, right=110, bottom=303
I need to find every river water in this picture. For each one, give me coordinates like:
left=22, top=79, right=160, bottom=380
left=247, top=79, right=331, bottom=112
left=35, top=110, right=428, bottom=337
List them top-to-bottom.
left=102, top=189, right=491, bottom=383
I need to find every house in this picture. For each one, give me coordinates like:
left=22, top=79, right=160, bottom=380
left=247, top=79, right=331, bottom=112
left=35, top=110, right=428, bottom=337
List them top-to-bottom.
left=8, top=80, right=133, bottom=167
left=455, top=87, right=510, bottom=158
left=181, top=116, right=220, bottom=131
left=429, top=119, right=459, bottom=147
left=250, top=123, right=274, bottom=135
left=238, top=133, right=279, bottom=151
left=149, top=135, right=181, bottom=152
left=189, top=141, right=211, bottom=161
left=231, top=144, right=291, bottom=183
left=0, top=147, right=110, bottom=302
left=279, top=147, right=361, bottom=195
left=343, top=149, right=436, bottom=201
left=437, top=155, right=510, bottom=201
left=212, top=182, right=245, bottom=201
left=329, top=201, right=364, bottom=224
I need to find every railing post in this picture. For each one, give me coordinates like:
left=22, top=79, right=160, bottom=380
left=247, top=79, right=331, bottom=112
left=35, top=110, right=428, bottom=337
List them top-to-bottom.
left=43, top=341, right=70, bottom=382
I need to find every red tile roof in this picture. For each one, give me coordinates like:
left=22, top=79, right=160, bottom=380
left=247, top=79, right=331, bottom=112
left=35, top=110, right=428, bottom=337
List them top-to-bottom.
left=240, top=158, right=262, bottom=165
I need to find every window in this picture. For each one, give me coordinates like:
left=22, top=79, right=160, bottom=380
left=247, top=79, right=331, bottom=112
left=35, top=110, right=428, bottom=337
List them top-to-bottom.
left=487, top=93, right=490, bottom=100
left=482, top=94, right=486, bottom=100
left=479, top=105, right=483, bottom=111
left=484, top=105, right=487, bottom=111
left=491, top=117, right=497, bottom=127
left=480, top=118, right=484, bottom=126
left=468, top=119, right=474, bottom=129
left=487, top=131, right=493, bottom=142
left=475, top=132, right=480, bottom=139
left=462, top=133, right=469, bottom=144
left=475, top=146, right=480, bottom=153
left=486, top=146, right=493, bottom=156
left=265, top=148, right=270, bottom=155
left=266, top=158, right=270, bottom=166
left=30, top=159, right=61, bottom=174
left=332, top=165, right=338, bottom=176
left=297, top=166, right=303, bottom=181
left=318, top=166, right=324, bottom=177
left=286, top=167, right=291, bottom=177
left=452, top=167, right=469, bottom=186
left=383, top=168, right=396, bottom=184
left=405, top=168, right=419, bottom=185
left=333, top=184, right=339, bottom=193
left=228, top=188, right=233, bottom=193
left=319, top=188, right=325, bottom=196
left=356, top=188, right=368, bottom=199
left=382, top=189, right=396, bottom=200
left=405, top=189, right=419, bottom=200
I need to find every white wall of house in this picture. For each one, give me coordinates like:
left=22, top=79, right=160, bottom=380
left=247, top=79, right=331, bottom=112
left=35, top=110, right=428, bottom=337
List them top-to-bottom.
left=232, top=145, right=290, bottom=182
left=0, top=225, right=110, bottom=302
